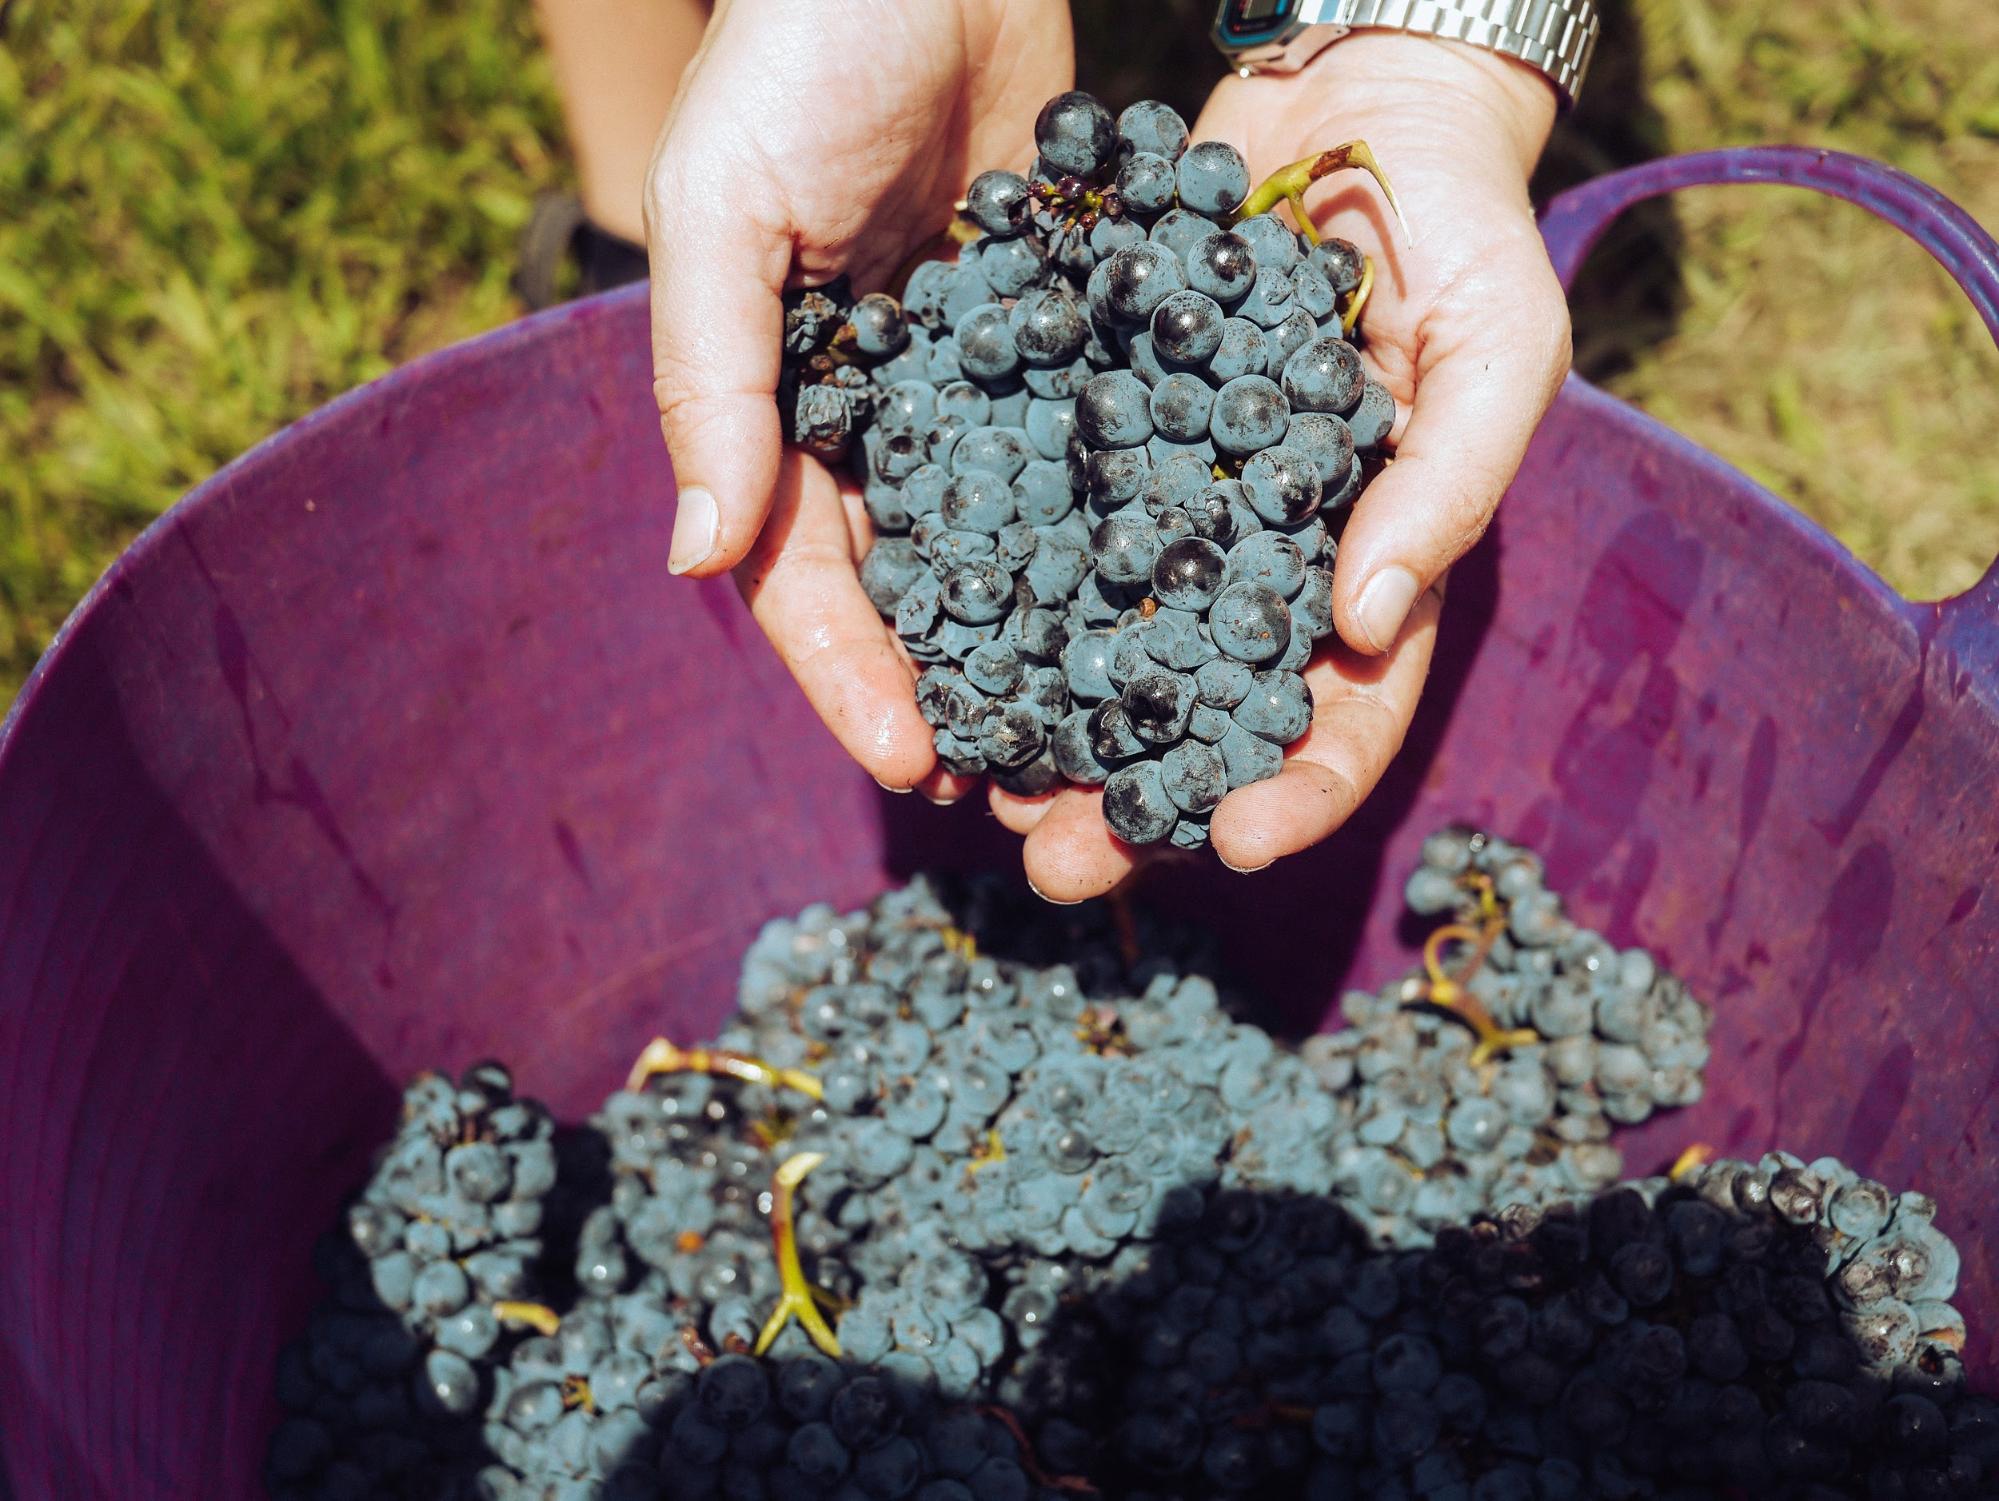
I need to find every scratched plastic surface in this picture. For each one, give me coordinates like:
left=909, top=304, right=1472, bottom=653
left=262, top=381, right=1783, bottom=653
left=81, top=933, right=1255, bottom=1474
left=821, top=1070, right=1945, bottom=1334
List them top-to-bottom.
left=0, top=150, right=1995, bottom=1497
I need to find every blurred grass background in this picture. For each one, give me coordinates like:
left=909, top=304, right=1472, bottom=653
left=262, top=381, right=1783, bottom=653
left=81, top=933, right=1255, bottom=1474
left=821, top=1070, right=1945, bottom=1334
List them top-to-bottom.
left=2, top=0, right=1995, bottom=698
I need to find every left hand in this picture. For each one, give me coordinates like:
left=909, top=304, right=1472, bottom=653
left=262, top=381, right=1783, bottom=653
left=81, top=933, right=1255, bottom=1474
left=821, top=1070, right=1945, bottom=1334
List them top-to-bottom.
left=1010, top=33, right=1573, bottom=901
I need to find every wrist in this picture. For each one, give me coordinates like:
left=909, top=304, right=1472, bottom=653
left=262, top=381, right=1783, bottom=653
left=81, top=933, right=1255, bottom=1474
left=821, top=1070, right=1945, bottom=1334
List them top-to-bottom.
left=1274, top=30, right=1556, bottom=180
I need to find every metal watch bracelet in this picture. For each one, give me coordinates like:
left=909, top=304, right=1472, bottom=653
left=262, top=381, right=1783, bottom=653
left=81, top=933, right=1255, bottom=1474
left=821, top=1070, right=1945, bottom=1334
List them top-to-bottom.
left=1228, top=0, right=1600, bottom=108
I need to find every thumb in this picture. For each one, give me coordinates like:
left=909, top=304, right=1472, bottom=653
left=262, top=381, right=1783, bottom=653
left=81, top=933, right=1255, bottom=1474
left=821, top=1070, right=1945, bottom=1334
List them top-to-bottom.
left=644, top=130, right=793, bottom=578
left=1332, top=253, right=1569, bottom=652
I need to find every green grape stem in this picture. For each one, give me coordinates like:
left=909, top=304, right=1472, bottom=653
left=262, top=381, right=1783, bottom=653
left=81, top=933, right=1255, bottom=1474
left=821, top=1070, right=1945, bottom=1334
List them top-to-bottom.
left=1231, top=141, right=1411, bottom=248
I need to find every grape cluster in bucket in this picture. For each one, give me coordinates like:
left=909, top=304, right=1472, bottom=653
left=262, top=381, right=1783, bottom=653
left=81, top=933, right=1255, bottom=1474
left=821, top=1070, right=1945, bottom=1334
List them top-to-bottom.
left=778, top=91, right=1402, bottom=850
left=268, top=831, right=1997, bottom=1500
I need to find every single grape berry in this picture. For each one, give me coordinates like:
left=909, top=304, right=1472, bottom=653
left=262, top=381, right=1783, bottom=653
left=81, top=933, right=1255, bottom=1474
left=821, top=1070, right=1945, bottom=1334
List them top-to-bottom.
left=1035, top=91, right=1118, bottom=177
left=1117, top=99, right=1190, bottom=161
left=1176, top=140, right=1251, bottom=217
left=1116, top=153, right=1178, bottom=215
left=965, top=170, right=1030, bottom=235
left=1187, top=232, right=1257, bottom=303
left=1309, top=237, right=1366, bottom=295
left=1103, top=243, right=1188, bottom=325
left=1009, top=290, right=1088, bottom=368
left=1150, top=290, right=1226, bottom=366
left=847, top=294, right=909, bottom=360
left=957, top=305, right=1023, bottom=383
left=1281, top=336, right=1365, bottom=415
left=1077, top=371, right=1156, bottom=450
left=1149, top=372, right=1215, bottom=444
left=1210, top=375, right=1291, bottom=456
left=1241, top=445, right=1323, bottom=525
left=1090, top=511, right=1162, bottom=586
left=1153, top=537, right=1227, bottom=612
left=1209, top=581, right=1293, bottom=664
left=1102, top=760, right=1178, bottom=844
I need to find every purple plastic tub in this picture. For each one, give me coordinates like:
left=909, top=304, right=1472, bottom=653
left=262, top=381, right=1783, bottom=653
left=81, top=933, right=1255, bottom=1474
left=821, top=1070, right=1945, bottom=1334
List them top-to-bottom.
left=1, top=148, right=1995, bottom=1497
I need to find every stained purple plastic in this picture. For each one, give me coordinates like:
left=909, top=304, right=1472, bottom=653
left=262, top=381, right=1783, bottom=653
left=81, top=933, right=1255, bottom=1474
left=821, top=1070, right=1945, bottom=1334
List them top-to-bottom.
left=0, top=148, right=1995, bottom=1497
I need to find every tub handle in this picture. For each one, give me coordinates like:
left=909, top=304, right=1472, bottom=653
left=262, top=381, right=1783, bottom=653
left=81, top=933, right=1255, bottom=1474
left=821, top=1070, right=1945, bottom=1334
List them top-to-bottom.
left=1538, top=146, right=1999, bottom=620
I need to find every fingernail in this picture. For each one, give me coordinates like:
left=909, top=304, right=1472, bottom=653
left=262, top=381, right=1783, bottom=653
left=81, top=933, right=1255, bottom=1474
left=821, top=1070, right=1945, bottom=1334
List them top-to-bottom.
left=667, top=486, right=718, bottom=576
left=1356, top=565, right=1420, bottom=652
left=873, top=777, right=913, bottom=795
left=921, top=789, right=965, bottom=807
left=1218, top=857, right=1273, bottom=875
left=1026, top=877, right=1084, bottom=907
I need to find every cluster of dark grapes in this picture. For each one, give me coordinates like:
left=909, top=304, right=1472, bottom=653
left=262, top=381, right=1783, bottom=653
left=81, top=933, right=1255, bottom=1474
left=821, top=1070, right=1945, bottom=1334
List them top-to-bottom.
left=778, top=90, right=1400, bottom=848
left=1301, top=828, right=1715, bottom=1249
left=270, top=844, right=1996, bottom=1500
left=266, top=1066, right=564, bottom=1492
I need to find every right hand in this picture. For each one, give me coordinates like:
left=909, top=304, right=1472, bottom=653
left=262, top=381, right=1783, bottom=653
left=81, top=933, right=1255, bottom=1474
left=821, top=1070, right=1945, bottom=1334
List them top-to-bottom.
left=645, top=0, right=1074, bottom=798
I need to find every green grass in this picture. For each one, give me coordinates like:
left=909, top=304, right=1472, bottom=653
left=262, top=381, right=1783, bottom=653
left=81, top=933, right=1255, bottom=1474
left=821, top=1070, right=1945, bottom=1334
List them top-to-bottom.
left=0, top=0, right=569, bottom=686
left=2, top=0, right=1995, bottom=699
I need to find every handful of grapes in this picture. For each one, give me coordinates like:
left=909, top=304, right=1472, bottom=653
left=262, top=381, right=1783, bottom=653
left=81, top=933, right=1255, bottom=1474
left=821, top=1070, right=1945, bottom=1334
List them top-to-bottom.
left=779, top=90, right=1404, bottom=851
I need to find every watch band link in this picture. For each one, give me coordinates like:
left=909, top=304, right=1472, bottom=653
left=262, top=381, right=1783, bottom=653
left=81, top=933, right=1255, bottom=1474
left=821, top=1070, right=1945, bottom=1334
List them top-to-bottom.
left=1338, top=0, right=1599, bottom=105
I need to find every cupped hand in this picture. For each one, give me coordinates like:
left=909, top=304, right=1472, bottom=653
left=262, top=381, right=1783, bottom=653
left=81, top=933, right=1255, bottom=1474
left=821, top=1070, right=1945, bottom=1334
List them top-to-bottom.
left=645, top=0, right=1072, bottom=798
left=1010, top=33, right=1572, bottom=901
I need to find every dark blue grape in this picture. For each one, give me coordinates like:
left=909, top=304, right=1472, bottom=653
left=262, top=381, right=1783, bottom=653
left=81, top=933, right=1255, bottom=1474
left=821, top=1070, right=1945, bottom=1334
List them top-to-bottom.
left=1034, top=91, right=1117, bottom=177
left=1117, top=99, right=1189, bottom=161
left=1175, top=140, right=1250, bottom=216
left=1116, top=152, right=1178, bottom=215
left=965, top=170, right=1030, bottom=236
left=1148, top=208, right=1215, bottom=262
left=1232, top=213, right=1299, bottom=273
left=1090, top=216, right=1146, bottom=258
left=1187, top=231, right=1256, bottom=302
left=971, top=234, right=1047, bottom=299
left=1308, top=237, right=1365, bottom=295
left=1103, top=243, right=1188, bottom=325
left=1290, top=260, right=1338, bottom=319
left=1150, top=290, right=1225, bottom=365
left=1009, top=291, right=1087, bottom=368
left=850, top=294, right=910, bottom=359
left=956, top=305, right=1022, bottom=382
left=1265, top=308, right=1318, bottom=380
left=1207, top=318, right=1270, bottom=384
left=1281, top=336, right=1364, bottom=415
left=1076, top=370, right=1156, bottom=449
left=1148, top=372, right=1214, bottom=443
left=1210, top=376, right=1289, bottom=456
left=939, top=377, right=995, bottom=425
left=1348, top=378, right=1395, bottom=448
left=792, top=383, right=854, bottom=455
left=1023, top=399, right=1077, bottom=463
left=1283, top=411, right=1356, bottom=487
left=951, top=427, right=1030, bottom=482
left=1241, top=445, right=1322, bottom=525
left=1085, top=447, right=1150, bottom=510
left=942, top=472, right=1017, bottom=534
left=1090, top=511, right=1161, bottom=586
left=1226, top=531, right=1306, bottom=598
left=1153, top=536, right=1227, bottom=611
left=940, top=561, right=1013, bottom=625
left=1290, top=566, right=1335, bottom=642
left=1209, top=581, right=1292, bottom=665
left=1062, top=629, right=1118, bottom=701
left=1122, top=667, right=1196, bottom=743
left=1231, top=667, right=1311, bottom=747
left=1089, top=699, right=1147, bottom=763
left=977, top=700, right=1044, bottom=770
left=1160, top=740, right=1226, bottom=814
left=1103, top=760, right=1178, bottom=844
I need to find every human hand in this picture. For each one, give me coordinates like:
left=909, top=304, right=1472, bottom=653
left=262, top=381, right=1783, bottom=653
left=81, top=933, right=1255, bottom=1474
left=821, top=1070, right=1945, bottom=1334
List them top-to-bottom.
left=645, top=0, right=1073, bottom=799
left=1007, top=32, right=1571, bottom=901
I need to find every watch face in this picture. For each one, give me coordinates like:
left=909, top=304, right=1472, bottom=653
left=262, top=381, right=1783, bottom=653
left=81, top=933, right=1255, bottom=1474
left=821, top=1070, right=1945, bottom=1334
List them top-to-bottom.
left=1215, top=0, right=1298, bottom=47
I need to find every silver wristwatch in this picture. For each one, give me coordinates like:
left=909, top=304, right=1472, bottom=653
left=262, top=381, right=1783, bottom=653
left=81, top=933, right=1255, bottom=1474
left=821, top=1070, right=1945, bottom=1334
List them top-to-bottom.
left=1211, top=0, right=1599, bottom=106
